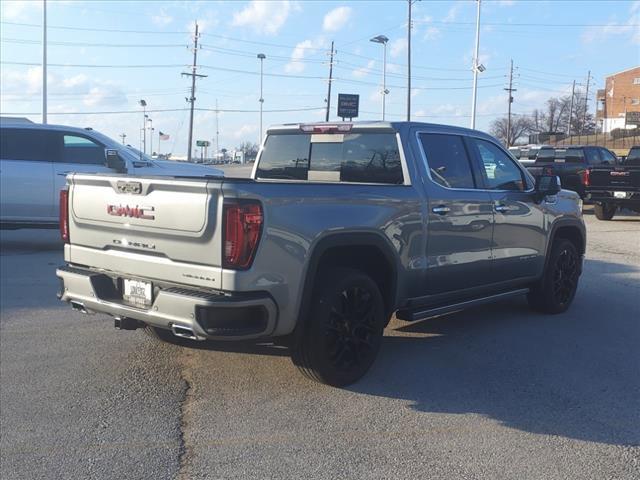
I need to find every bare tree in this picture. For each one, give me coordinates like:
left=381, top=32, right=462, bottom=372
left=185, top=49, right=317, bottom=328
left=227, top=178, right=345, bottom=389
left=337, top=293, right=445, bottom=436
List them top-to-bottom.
left=489, top=115, right=533, bottom=146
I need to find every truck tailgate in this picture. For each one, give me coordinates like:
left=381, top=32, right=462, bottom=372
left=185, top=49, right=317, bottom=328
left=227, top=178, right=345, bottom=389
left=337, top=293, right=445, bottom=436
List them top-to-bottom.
left=589, top=166, right=640, bottom=191
left=67, top=174, right=225, bottom=289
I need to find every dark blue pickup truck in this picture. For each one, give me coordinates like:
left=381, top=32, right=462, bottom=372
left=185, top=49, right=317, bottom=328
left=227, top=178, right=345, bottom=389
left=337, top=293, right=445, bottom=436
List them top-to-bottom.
left=526, top=146, right=618, bottom=200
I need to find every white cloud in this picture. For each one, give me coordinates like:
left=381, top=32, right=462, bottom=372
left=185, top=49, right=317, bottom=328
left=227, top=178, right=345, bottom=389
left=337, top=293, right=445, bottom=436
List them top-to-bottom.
left=0, top=0, right=40, bottom=20
left=232, top=0, right=297, bottom=35
left=498, top=0, right=515, bottom=6
left=581, top=3, right=640, bottom=45
left=443, top=4, right=461, bottom=23
left=322, top=6, right=351, bottom=32
left=151, top=9, right=173, bottom=27
left=423, top=26, right=441, bottom=40
left=285, top=38, right=325, bottom=73
left=389, top=38, right=407, bottom=58
left=352, top=60, right=375, bottom=78
left=1, top=68, right=127, bottom=108
left=232, top=124, right=258, bottom=140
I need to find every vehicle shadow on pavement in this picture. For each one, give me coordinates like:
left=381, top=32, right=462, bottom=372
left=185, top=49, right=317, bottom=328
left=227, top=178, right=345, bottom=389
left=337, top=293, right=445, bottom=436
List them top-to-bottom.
left=351, top=258, right=640, bottom=447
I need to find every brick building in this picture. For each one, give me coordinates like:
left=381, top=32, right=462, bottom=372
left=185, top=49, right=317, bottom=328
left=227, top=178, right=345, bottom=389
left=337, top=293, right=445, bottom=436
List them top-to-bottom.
left=596, top=66, right=640, bottom=133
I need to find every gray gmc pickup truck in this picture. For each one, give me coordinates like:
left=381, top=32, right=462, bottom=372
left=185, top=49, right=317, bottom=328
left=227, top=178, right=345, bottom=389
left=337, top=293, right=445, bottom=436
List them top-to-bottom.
left=57, top=122, right=586, bottom=386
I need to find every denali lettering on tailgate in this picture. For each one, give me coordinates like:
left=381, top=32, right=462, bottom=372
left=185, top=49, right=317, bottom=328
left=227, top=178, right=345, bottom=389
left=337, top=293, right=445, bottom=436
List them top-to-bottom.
left=106, top=204, right=155, bottom=220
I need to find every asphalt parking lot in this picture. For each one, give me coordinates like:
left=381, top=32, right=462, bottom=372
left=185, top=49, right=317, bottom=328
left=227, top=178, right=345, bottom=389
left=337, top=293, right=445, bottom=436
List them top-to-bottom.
left=1, top=208, right=639, bottom=480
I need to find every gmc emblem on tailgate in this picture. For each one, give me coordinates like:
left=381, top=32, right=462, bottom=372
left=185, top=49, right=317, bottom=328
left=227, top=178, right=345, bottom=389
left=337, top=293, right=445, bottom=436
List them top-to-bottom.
left=610, top=171, right=630, bottom=176
left=116, top=181, right=143, bottom=194
left=107, top=204, right=155, bottom=220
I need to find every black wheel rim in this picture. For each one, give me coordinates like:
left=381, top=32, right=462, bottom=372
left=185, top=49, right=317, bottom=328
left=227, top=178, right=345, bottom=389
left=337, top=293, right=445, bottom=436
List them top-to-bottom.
left=552, top=248, right=578, bottom=305
left=324, top=286, right=377, bottom=371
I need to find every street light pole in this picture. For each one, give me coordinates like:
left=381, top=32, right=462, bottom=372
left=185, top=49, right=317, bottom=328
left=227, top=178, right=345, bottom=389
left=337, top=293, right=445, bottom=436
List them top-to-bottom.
left=42, top=0, right=47, bottom=124
left=407, top=0, right=413, bottom=121
left=470, top=0, right=482, bottom=129
left=370, top=35, right=389, bottom=121
left=257, top=53, right=266, bottom=143
left=138, top=99, right=147, bottom=155
left=148, top=118, right=153, bottom=156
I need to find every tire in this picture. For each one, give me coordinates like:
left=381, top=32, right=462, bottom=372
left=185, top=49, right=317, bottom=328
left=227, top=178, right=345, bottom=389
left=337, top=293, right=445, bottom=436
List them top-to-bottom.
left=594, top=203, right=616, bottom=221
left=528, top=239, right=580, bottom=314
left=290, top=267, right=385, bottom=387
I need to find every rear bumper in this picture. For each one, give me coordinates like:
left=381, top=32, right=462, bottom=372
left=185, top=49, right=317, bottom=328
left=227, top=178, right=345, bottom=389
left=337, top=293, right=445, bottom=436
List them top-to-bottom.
left=586, top=190, right=640, bottom=208
left=56, top=265, right=278, bottom=341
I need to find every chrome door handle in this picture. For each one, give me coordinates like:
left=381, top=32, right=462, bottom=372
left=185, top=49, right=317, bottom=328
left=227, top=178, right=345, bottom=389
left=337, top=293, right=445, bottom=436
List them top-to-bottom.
left=495, top=204, right=509, bottom=213
left=432, top=205, right=450, bottom=215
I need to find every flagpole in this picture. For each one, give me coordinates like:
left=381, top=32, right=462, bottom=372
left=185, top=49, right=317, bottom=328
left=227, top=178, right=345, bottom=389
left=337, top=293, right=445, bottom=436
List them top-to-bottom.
left=158, top=131, right=161, bottom=155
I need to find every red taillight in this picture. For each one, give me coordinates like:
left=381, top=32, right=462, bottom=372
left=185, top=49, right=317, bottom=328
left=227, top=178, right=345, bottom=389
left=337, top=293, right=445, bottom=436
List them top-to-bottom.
left=581, top=169, right=590, bottom=187
left=59, top=189, right=70, bottom=243
left=223, top=201, right=263, bottom=269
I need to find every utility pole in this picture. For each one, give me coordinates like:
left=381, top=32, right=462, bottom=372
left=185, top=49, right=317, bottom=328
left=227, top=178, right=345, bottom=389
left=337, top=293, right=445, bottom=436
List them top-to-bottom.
left=42, top=0, right=47, bottom=124
left=407, top=0, right=414, bottom=121
left=470, top=0, right=482, bottom=129
left=182, top=22, right=207, bottom=162
left=325, top=41, right=335, bottom=122
left=257, top=53, right=266, bottom=143
left=504, top=59, right=517, bottom=147
left=582, top=70, right=591, bottom=135
left=567, top=80, right=576, bottom=140
left=119, top=133, right=126, bottom=145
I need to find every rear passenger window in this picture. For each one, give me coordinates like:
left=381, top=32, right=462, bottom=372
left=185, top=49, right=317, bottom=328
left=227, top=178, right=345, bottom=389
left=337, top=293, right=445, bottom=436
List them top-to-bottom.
left=0, top=128, right=56, bottom=162
left=256, top=132, right=403, bottom=184
left=419, top=133, right=475, bottom=189
left=61, top=134, right=105, bottom=164
left=585, top=148, right=600, bottom=165
left=599, top=149, right=617, bottom=165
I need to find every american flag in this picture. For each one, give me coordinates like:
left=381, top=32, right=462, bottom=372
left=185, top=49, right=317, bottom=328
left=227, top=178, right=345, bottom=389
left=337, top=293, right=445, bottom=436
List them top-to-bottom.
left=159, top=131, right=170, bottom=141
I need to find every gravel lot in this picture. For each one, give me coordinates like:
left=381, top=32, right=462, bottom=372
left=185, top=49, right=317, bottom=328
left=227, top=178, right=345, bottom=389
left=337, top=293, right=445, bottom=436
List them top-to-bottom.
left=1, top=208, right=638, bottom=480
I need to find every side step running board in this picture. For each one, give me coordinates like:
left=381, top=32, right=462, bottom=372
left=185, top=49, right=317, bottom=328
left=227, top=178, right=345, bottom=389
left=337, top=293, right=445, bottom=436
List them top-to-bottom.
left=397, top=288, right=530, bottom=322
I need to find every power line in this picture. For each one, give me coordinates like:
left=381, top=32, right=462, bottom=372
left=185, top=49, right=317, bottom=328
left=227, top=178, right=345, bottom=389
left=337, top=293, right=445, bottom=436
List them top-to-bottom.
left=0, top=20, right=189, bottom=34
left=413, top=20, right=639, bottom=27
left=1, top=37, right=188, bottom=48
left=1, top=107, right=324, bottom=116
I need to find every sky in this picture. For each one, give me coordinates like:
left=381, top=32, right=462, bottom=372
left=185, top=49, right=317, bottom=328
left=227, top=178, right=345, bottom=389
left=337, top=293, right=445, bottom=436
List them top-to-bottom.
left=1, top=0, right=639, bottom=157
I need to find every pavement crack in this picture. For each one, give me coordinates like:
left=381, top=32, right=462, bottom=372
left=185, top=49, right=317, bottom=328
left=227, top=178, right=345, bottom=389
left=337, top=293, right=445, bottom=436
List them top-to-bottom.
left=176, top=350, right=196, bottom=480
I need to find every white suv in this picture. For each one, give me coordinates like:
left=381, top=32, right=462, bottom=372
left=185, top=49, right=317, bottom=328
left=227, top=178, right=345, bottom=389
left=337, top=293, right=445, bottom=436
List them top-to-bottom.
left=0, top=121, right=223, bottom=229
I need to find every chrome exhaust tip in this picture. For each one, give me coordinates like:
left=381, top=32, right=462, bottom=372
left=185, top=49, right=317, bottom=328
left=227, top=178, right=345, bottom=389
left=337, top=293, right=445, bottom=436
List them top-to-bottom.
left=70, top=301, right=90, bottom=314
left=171, top=324, right=204, bottom=341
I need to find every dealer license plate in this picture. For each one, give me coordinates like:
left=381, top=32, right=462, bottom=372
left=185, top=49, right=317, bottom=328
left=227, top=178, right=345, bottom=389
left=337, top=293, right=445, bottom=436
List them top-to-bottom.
left=614, top=191, right=627, bottom=199
left=123, top=278, right=153, bottom=306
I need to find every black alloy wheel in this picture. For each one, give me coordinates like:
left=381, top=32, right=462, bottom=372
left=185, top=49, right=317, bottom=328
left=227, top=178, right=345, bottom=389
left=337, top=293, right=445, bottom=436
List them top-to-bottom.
left=528, top=238, right=581, bottom=314
left=551, top=246, right=579, bottom=307
left=291, top=267, right=385, bottom=387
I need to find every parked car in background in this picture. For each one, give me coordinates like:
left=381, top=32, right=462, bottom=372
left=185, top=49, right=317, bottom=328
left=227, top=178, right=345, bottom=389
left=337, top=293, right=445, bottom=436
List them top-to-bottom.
left=57, top=121, right=585, bottom=386
left=0, top=122, right=223, bottom=229
left=508, top=145, right=544, bottom=167
left=526, top=145, right=618, bottom=199
left=585, top=145, right=640, bottom=220
left=622, top=146, right=640, bottom=166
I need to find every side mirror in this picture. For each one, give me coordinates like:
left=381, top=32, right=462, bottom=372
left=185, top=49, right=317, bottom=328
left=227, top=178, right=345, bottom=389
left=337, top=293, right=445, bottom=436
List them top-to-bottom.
left=105, top=149, right=127, bottom=173
left=536, top=175, right=561, bottom=197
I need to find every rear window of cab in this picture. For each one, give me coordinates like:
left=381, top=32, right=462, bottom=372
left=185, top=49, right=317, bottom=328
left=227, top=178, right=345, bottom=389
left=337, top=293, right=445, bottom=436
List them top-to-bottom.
left=255, top=132, right=404, bottom=184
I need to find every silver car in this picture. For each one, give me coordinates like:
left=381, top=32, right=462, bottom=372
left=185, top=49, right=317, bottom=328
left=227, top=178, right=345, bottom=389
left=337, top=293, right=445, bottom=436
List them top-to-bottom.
left=0, top=121, right=223, bottom=229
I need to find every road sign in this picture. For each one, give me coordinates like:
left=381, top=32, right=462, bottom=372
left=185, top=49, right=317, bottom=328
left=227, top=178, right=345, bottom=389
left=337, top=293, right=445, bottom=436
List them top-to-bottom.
left=337, top=94, right=359, bottom=119
left=626, top=111, right=640, bottom=126
left=196, top=140, right=211, bottom=147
